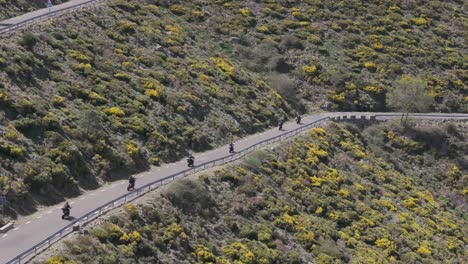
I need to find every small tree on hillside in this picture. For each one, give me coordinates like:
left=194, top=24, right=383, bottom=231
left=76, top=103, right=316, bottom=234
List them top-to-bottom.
left=20, top=32, right=38, bottom=50
left=386, top=77, right=434, bottom=125
left=79, top=109, right=104, bottom=138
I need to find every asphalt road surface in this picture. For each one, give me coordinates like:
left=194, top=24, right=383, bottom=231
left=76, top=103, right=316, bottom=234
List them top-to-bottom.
left=0, top=0, right=95, bottom=30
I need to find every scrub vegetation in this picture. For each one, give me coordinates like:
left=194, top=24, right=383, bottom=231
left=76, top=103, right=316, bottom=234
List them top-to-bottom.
left=0, top=0, right=466, bottom=221
left=37, top=121, right=467, bottom=264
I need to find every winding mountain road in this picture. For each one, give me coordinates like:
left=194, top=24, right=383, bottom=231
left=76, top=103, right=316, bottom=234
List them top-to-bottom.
left=0, top=0, right=100, bottom=34
left=0, top=2, right=467, bottom=264
left=0, top=112, right=467, bottom=263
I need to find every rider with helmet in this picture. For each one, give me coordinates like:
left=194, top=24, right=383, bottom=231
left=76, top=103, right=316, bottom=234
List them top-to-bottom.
left=296, top=115, right=301, bottom=124
left=187, top=154, right=195, bottom=167
left=128, top=175, right=136, bottom=191
left=62, top=201, right=71, bottom=219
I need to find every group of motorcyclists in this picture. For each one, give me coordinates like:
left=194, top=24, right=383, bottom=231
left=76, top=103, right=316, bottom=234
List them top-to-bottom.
left=61, top=115, right=302, bottom=220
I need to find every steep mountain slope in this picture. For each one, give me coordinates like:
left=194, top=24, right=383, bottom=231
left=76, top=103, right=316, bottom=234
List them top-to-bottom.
left=0, top=0, right=466, bottom=219
left=0, top=0, right=70, bottom=20
left=0, top=0, right=295, bottom=220
left=37, top=121, right=467, bottom=264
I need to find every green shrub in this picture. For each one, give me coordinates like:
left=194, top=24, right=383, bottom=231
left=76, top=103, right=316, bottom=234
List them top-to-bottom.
left=20, top=32, right=38, bottom=49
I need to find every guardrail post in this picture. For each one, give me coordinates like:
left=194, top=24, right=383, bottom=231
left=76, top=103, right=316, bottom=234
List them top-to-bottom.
left=342, top=116, right=347, bottom=120
left=370, top=116, right=376, bottom=121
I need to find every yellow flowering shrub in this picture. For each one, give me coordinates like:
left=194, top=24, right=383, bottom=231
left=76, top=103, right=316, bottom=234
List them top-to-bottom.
left=169, top=4, right=185, bottom=15
left=388, top=5, right=401, bottom=12
left=239, top=8, right=250, bottom=17
left=411, top=17, right=428, bottom=26
left=165, top=24, right=182, bottom=36
left=256, top=25, right=270, bottom=33
left=373, top=42, right=384, bottom=51
left=68, top=50, right=90, bottom=62
left=211, top=57, right=235, bottom=75
left=364, top=62, right=376, bottom=71
left=302, top=65, right=317, bottom=75
left=363, top=85, right=384, bottom=94
left=144, top=89, right=159, bottom=98
left=329, top=91, right=345, bottom=103
left=89, top=92, right=107, bottom=103
left=52, top=96, right=65, bottom=106
left=105, top=107, right=125, bottom=116
left=5, top=125, right=19, bottom=140
left=310, top=127, right=326, bottom=137
left=126, top=140, right=139, bottom=156
left=353, top=148, right=366, bottom=158
left=448, top=165, right=460, bottom=181
left=310, top=176, right=325, bottom=187
left=337, top=189, right=350, bottom=198
left=376, top=199, right=397, bottom=211
left=315, top=207, right=323, bottom=214
left=274, top=213, right=296, bottom=230
left=446, top=236, right=462, bottom=252
left=375, top=238, right=393, bottom=249
left=416, top=241, right=432, bottom=256
left=194, top=245, right=215, bottom=262
left=240, top=251, right=255, bottom=264
left=46, top=256, right=68, bottom=264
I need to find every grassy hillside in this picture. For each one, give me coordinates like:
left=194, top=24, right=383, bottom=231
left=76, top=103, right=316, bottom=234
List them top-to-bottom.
left=0, top=0, right=466, bottom=218
left=0, top=0, right=70, bottom=21
left=37, top=121, right=467, bottom=264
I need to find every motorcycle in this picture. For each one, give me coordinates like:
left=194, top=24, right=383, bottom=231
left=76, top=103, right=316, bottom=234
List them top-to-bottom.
left=296, top=116, right=301, bottom=124
left=229, top=143, right=235, bottom=153
left=187, top=156, right=195, bottom=167
left=127, top=179, right=136, bottom=191
left=62, top=205, right=71, bottom=220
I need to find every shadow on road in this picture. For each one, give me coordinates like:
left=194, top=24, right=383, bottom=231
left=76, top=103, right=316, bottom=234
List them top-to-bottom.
left=63, top=216, right=76, bottom=221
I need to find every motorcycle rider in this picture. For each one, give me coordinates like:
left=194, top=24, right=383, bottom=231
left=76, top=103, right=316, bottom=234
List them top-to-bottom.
left=296, top=115, right=301, bottom=124
left=279, top=120, right=284, bottom=130
left=229, top=142, right=235, bottom=153
left=187, top=154, right=194, bottom=167
left=128, top=175, right=136, bottom=191
left=62, top=201, right=71, bottom=220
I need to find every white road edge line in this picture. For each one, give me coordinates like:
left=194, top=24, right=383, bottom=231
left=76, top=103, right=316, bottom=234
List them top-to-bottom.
left=25, top=221, right=31, bottom=225
left=2, top=234, right=7, bottom=238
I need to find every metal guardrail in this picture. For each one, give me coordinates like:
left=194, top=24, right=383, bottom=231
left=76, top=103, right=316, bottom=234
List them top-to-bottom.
left=0, top=0, right=100, bottom=35
left=5, top=112, right=468, bottom=263
left=5, top=115, right=334, bottom=264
